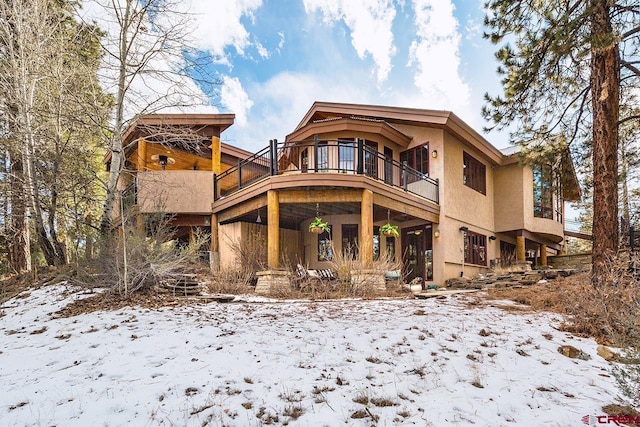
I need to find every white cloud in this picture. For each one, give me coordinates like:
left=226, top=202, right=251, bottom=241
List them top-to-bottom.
left=187, top=0, right=262, bottom=59
left=303, top=0, right=397, bottom=85
left=407, top=0, right=470, bottom=111
left=221, top=76, right=253, bottom=127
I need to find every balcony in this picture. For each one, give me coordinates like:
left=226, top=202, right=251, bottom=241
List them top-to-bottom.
left=214, top=139, right=439, bottom=204
left=135, top=170, right=214, bottom=214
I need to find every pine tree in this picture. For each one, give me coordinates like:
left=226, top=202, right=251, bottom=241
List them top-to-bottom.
left=483, top=0, right=639, bottom=286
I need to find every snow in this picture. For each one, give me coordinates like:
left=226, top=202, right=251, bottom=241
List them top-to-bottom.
left=0, top=284, right=624, bottom=426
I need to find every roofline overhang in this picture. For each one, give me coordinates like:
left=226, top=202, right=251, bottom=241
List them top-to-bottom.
left=296, top=101, right=503, bottom=165
left=285, top=116, right=413, bottom=147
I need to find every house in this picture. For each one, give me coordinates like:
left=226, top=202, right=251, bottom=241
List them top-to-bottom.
left=112, top=102, right=580, bottom=293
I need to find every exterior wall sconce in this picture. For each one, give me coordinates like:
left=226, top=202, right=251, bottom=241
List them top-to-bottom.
left=432, top=149, right=438, bottom=158
left=151, top=153, right=175, bottom=170
left=459, top=226, right=468, bottom=232
left=434, top=230, right=440, bottom=238
left=489, top=235, right=497, bottom=241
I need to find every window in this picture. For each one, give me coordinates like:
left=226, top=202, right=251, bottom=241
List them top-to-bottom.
left=338, top=139, right=355, bottom=172
left=364, top=141, right=378, bottom=178
left=316, top=142, right=328, bottom=171
left=400, top=144, right=429, bottom=185
left=384, top=147, right=393, bottom=185
left=301, top=148, right=309, bottom=172
left=463, top=152, right=486, bottom=195
left=533, top=164, right=562, bottom=222
left=342, top=224, right=358, bottom=259
left=373, top=226, right=380, bottom=261
left=318, top=227, right=332, bottom=261
left=464, top=230, right=487, bottom=266
left=386, top=237, right=396, bottom=260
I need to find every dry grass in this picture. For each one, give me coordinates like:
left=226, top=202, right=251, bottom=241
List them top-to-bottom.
left=484, top=267, right=640, bottom=347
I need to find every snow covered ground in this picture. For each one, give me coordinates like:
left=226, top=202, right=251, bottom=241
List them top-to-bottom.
left=0, top=284, right=624, bottom=426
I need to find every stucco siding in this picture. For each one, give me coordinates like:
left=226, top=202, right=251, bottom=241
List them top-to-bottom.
left=494, top=163, right=525, bottom=232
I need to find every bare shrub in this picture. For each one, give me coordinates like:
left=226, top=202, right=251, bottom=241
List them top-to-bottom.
left=92, top=213, right=209, bottom=295
left=209, top=230, right=265, bottom=294
left=328, top=246, right=403, bottom=298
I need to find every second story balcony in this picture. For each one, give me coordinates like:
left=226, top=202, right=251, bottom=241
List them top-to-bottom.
left=214, top=139, right=439, bottom=204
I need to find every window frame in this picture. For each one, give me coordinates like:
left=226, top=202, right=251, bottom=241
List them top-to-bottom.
left=400, top=144, right=429, bottom=185
left=463, top=152, right=486, bottom=195
left=341, top=224, right=358, bottom=259
left=317, top=226, right=332, bottom=261
left=464, top=230, right=487, bottom=266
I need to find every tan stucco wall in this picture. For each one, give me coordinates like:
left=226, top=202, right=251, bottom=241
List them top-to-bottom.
left=437, top=132, right=497, bottom=279
left=494, top=163, right=525, bottom=232
left=137, top=170, right=214, bottom=214
left=219, top=222, right=302, bottom=270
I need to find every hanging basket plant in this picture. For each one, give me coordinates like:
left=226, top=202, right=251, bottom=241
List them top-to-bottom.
left=309, top=217, right=329, bottom=234
left=380, top=223, right=399, bottom=238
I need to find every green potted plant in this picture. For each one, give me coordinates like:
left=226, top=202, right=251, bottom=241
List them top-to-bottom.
left=309, top=217, right=330, bottom=234
left=380, top=223, right=399, bottom=238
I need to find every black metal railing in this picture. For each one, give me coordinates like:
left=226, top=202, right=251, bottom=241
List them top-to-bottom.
left=214, top=138, right=439, bottom=204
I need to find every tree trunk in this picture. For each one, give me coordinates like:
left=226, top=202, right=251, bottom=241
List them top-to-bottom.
left=590, top=0, right=620, bottom=286
left=8, top=155, right=31, bottom=273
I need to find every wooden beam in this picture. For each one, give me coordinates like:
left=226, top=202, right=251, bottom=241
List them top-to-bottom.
left=279, top=188, right=362, bottom=204
left=361, top=189, right=373, bottom=266
left=267, top=190, right=279, bottom=269
left=373, top=193, right=439, bottom=223
left=217, top=195, right=268, bottom=223
left=211, top=213, right=219, bottom=272
left=564, top=230, right=593, bottom=241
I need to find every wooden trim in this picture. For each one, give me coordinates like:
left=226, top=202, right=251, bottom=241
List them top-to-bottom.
left=212, top=173, right=440, bottom=218
left=278, top=189, right=362, bottom=204
left=216, top=195, right=268, bottom=223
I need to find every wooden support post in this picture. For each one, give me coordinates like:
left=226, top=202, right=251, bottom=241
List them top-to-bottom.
left=211, top=135, right=221, bottom=174
left=137, top=139, right=147, bottom=170
left=136, top=140, right=147, bottom=232
left=361, top=189, right=373, bottom=267
left=267, top=190, right=280, bottom=269
left=210, top=214, right=220, bottom=271
left=516, top=235, right=526, bottom=262
left=540, top=244, right=548, bottom=266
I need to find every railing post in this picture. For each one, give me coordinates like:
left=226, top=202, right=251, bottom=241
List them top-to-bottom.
left=313, top=135, right=319, bottom=172
left=357, top=138, right=364, bottom=175
left=270, top=139, right=278, bottom=175
left=238, top=159, right=242, bottom=190
left=402, top=161, right=408, bottom=190
left=213, top=173, right=218, bottom=201
left=133, top=176, right=138, bottom=205
left=435, top=178, right=439, bottom=204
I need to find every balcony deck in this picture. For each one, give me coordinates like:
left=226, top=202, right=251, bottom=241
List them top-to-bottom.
left=214, top=139, right=439, bottom=205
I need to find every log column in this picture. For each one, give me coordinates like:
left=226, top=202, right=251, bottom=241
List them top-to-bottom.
left=360, top=189, right=373, bottom=267
left=267, top=190, right=280, bottom=269
left=516, top=234, right=526, bottom=262
left=539, top=244, right=548, bottom=267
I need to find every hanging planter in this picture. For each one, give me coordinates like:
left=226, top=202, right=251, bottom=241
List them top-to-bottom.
left=309, top=217, right=329, bottom=234
left=380, top=223, right=399, bottom=238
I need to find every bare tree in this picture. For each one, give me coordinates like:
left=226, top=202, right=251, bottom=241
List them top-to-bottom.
left=77, top=0, right=219, bottom=234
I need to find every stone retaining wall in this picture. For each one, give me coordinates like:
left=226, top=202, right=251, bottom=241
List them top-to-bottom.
left=547, top=253, right=592, bottom=271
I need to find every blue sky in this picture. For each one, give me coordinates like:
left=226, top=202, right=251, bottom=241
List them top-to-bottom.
left=185, top=0, right=511, bottom=152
